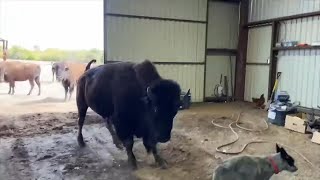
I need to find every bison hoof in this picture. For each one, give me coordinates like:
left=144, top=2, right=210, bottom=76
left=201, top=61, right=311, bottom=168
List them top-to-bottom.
left=77, top=136, right=86, bottom=147
left=115, top=143, right=124, bottom=150
left=157, top=158, right=168, bottom=169
left=129, top=160, right=138, bottom=170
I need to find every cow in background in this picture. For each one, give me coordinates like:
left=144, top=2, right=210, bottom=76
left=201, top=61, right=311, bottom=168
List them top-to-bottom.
left=61, top=59, right=96, bottom=101
left=0, top=61, right=41, bottom=95
left=52, top=61, right=66, bottom=82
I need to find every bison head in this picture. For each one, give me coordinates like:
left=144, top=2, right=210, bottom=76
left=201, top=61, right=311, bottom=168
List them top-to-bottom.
left=52, top=62, right=65, bottom=82
left=147, top=79, right=181, bottom=143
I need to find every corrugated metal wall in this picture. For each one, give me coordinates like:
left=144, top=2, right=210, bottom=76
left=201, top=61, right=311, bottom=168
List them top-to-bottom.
left=105, top=0, right=207, bottom=102
left=106, top=0, right=207, bottom=21
left=247, top=0, right=320, bottom=108
left=249, top=0, right=320, bottom=22
left=205, top=1, right=239, bottom=98
left=207, top=2, right=239, bottom=49
left=106, top=16, right=206, bottom=62
left=276, top=17, right=320, bottom=108
left=244, top=26, right=272, bottom=102
left=277, top=50, right=320, bottom=108
left=156, top=64, right=204, bottom=102
left=244, top=65, right=270, bottom=102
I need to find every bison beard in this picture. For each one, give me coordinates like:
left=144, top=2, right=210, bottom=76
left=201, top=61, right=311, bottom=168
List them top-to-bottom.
left=76, top=60, right=181, bottom=169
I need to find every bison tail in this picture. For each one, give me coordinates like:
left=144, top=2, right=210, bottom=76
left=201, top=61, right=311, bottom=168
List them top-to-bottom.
left=85, top=59, right=97, bottom=71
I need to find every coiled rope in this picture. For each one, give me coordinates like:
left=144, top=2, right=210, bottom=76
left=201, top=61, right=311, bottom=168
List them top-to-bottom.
left=211, top=112, right=317, bottom=169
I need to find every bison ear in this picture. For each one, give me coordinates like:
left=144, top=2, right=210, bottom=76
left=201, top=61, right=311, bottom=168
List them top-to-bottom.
left=276, top=143, right=281, bottom=153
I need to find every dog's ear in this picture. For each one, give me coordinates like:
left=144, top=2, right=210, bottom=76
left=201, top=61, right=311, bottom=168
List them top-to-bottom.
left=276, top=143, right=281, bottom=153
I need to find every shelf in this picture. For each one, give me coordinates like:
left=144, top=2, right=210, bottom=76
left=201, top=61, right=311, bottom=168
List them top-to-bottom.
left=272, top=46, right=320, bottom=51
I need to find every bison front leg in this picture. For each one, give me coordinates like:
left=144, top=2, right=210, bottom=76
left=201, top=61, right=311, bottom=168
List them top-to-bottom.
left=9, top=81, right=15, bottom=95
left=8, top=85, right=11, bottom=94
left=63, top=85, right=68, bottom=101
left=69, top=85, right=74, bottom=101
left=123, top=137, right=137, bottom=169
left=143, top=140, right=168, bottom=169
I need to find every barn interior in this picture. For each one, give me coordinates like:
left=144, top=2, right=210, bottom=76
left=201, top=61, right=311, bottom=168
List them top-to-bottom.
left=1, top=0, right=320, bottom=179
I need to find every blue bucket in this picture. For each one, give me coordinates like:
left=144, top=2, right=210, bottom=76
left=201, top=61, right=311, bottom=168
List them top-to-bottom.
left=268, top=105, right=287, bottom=126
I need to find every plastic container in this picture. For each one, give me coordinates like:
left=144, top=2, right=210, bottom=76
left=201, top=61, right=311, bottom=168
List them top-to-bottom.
left=268, top=104, right=287, bottom=126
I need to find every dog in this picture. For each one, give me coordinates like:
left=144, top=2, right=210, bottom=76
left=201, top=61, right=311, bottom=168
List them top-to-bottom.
left=212, top=144, right=298, bottom=180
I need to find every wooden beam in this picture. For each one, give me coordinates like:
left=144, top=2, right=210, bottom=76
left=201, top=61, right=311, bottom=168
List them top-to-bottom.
left=103, top=0, right=108, bottom=64
left=203, top=0, right=210, bottom=102
left=209, top=0, right=240, bottom=3
left=234, top=0, right=249, bottom=101
left=246, top=11, right=320, bottom=27
left=106, top=13, right=206, bottom=24
left=268, top=22, right=280, bottom=99
left=206, top=48, right=237, bottom=56
left=106, top=60, right=204, bottom=65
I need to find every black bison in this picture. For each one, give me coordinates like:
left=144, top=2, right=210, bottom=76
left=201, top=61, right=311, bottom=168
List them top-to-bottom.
left=61, top=59, right=96, bottom=101
left=76, top=60, right=181, bottom=169
left=52, top=61, right=66, bottom=82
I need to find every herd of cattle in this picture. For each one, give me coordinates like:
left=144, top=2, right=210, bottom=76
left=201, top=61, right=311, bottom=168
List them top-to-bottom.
left=0, top=59, right=183, bottom=169
left=0, top=59, right=96, bottom=100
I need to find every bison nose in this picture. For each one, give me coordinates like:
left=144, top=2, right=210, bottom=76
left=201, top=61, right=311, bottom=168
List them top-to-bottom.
left=158, top=135, right=171, bottom=143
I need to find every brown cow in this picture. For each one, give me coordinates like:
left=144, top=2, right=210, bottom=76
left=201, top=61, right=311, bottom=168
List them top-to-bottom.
left=61, top=59, right=96, bottom=101
left=0, top=61, right=41, bottom=95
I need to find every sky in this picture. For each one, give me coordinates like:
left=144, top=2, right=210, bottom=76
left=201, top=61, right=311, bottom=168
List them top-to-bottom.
left=0, top=0, right=103, bottom=50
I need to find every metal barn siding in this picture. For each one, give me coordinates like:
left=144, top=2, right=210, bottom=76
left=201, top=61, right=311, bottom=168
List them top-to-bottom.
left=104, top=0, right=208, bottom=102
left=106, top=0, right=207, bottom=21
left=249, top=0, right=320, bottom=22
left=207, top=2, right=239, bottom=49
left=106, top=16, right=206, bottom=62
left=275, top=17, right=320, bottom=108
left=278, top=17, right=320, bottom=46
left=244, top=26, right=272, bottom=102
left=246, top=26, right=272, bottom=63
left=277, top=50, right=320, bottom=108
left=205, top=56, right=236, bottom=97
left=156, top=64, right=204, bottom=102
left=244, top=65, right=270, bottom=102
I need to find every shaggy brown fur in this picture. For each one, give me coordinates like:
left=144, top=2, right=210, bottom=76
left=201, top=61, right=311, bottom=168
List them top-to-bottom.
left=61, top=59, right=96, bottom=101
left=0, top=61, right=41, bottom=95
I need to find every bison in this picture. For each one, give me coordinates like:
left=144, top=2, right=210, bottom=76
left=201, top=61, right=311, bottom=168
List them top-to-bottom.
left=60, top=59, right=96, bottom=101
left=76, top=60, right=181, bottom=169
left=0, top=61, right=41, bottom=95
left=52, top=61, right=66, bottom=82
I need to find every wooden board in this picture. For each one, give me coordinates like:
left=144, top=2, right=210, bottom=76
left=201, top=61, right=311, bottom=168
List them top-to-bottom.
left=284, top=114, right=307, bottom=134
left=311, top=131, right=320, bottom=145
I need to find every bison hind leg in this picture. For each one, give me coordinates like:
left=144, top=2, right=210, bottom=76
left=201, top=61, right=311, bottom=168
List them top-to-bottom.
left=35, top=76, right=41, bottom=96
left=27, top=79, right=35, bottom=95
left=77, top=106, right=88, bottom=147
left=104, top=117, right=124, bottom=150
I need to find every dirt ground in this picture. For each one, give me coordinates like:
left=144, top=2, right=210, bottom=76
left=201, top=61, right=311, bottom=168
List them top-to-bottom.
left=1, top=61, right=320, bottom=180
